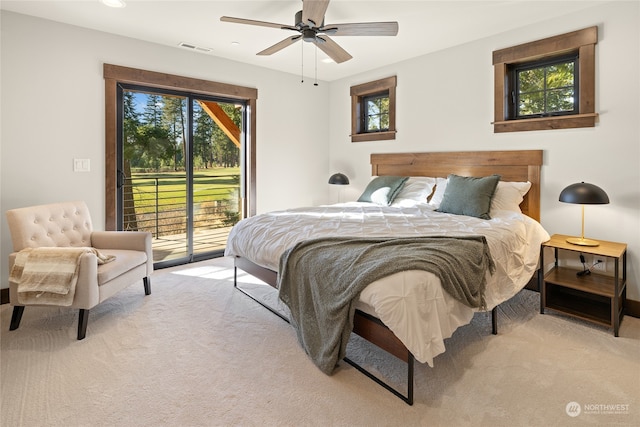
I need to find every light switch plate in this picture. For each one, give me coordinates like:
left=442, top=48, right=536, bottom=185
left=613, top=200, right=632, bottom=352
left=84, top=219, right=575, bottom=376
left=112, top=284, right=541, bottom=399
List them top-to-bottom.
left=73, top=158, right=90, bottom=172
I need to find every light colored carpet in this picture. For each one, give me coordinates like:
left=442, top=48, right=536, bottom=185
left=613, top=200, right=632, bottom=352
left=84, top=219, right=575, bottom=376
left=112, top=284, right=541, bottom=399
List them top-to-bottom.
left=2, top=257, right=639, bottom=426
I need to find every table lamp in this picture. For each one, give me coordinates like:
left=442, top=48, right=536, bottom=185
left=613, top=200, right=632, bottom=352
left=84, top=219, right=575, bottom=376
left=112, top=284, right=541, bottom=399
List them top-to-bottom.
left=328, top=173, right=349, bottom=185
left=329, top=173, right=349, bottom=203
left=559, top=182, right=609, bottom=246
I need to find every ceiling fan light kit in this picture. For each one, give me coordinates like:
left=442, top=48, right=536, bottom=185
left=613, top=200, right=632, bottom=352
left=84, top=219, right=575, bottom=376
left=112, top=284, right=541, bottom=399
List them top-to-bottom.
left=220, top=0, right=398, bottom=66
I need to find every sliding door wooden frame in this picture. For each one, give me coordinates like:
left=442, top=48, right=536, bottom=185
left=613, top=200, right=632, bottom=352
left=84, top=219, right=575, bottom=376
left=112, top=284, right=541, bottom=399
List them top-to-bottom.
left=103, top=64, right=257, bottom=230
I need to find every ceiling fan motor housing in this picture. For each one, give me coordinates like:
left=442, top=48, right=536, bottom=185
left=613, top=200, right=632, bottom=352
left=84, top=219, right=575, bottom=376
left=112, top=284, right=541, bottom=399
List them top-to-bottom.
left=302, top=29, right=317, bottom=42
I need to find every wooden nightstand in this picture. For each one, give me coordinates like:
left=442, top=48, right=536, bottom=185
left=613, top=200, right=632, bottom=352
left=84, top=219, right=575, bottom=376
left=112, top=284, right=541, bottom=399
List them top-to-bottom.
left=538, top=234, right=627, bottom=336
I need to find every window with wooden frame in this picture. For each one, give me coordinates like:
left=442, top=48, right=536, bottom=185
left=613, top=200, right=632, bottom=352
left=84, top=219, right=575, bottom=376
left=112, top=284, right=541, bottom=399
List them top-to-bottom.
left=492, top=26, right=598, bottom=133
left=350, top=76, right=396, bottom=142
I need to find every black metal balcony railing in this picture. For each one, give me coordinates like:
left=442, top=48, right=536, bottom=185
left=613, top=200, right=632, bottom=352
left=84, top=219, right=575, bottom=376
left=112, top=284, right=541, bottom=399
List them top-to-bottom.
left=121, top=174, right=240, bottom=240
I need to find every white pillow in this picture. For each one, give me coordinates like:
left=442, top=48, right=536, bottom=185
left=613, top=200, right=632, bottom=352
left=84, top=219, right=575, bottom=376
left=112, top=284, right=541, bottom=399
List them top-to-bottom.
left=391, top=177, right=437, bottom=207
left=428, top=177, right=448, bottom=208
left=490, top=181, right=532, bottom=214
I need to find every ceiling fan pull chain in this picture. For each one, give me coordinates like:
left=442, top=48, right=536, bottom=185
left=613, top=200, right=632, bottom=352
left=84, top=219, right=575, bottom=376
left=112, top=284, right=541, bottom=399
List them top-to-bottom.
left=301, top=40, right=304, bottom=83
left=314, top=42, right=319, bottom=86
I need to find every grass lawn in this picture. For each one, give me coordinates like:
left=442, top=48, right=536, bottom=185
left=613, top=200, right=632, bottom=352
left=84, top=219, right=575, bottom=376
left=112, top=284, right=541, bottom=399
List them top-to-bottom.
left=128, top=167, right=240, bottom=212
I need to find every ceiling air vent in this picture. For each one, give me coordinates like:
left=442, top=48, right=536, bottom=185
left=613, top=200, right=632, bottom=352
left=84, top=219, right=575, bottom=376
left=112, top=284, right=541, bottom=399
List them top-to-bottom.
left=178, top=42, right=212, bottom=53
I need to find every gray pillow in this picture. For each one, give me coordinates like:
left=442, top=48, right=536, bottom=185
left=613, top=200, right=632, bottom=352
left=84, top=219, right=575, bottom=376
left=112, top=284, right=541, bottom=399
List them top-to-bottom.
left=437, top=174, right=501, bottom=219
left=357, top=176, right=409, bottom=206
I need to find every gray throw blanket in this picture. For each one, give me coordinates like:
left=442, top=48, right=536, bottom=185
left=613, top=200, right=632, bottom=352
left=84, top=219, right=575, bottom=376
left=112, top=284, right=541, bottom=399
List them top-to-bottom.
left=277, top=236, right=495, bottom=375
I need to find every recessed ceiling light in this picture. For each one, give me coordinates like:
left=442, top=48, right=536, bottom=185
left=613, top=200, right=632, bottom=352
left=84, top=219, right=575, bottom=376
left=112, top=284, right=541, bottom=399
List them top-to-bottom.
left=101, top=0, right=126, bottom=8
left=231, top=41, right=240, bottom=46
left=322, top=58, right=334, bottom=64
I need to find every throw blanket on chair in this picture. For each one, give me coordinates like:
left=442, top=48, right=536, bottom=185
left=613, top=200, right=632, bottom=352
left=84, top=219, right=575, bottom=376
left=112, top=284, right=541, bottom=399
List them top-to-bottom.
left=277, top=236, right=495, bottom=375
left=10, top=247, right=116, bottom=306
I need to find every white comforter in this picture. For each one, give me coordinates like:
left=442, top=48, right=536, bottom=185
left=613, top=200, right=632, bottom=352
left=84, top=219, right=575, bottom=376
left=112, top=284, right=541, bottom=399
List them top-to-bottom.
left=225, top=202, right=550, bottom=366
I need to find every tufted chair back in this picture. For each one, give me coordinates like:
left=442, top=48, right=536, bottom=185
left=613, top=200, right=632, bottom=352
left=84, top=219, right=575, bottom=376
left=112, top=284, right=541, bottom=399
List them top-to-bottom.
left=6, top=201, right=94, bottom=251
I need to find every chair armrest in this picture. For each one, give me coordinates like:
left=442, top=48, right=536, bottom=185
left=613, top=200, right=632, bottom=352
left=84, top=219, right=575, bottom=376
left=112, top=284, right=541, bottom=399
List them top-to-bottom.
left=91, top=231, right=152, bottom=252
left=92, top=231, right=153, bottom=275
left=8, top=251, right=100, bottom=308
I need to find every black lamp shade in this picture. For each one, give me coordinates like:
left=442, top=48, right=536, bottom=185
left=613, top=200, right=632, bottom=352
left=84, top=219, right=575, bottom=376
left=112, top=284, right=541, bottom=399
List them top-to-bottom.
left=328, top=173, right=349, bottom=185
left=559, top=182, right=609, bottom=205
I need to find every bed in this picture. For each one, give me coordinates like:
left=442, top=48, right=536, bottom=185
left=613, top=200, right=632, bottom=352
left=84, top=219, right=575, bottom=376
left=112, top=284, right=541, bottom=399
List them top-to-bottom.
left=225, top=150, right=549, bottom=404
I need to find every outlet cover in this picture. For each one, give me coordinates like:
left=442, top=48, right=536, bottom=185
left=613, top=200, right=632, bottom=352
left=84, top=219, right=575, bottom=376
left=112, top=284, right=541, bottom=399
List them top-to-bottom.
left=593, top=259, right=606, bottom=272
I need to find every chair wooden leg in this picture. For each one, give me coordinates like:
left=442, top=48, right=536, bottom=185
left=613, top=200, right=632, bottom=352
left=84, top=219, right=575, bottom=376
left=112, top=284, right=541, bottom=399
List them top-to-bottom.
left=143, top=277, right=151, bottom=295
left=9, top=306, right=25, bottom=330
left=492, top=307, right=498, bottom=335
left=77, top=309, right=89, bottom=340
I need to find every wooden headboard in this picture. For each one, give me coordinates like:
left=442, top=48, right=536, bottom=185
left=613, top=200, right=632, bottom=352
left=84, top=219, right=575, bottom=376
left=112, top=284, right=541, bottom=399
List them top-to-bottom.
left=370, top=150, right=543, bottom=222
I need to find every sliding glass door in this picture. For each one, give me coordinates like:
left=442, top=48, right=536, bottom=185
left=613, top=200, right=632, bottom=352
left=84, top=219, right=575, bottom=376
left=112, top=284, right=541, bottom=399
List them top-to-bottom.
left=117, top=84, right=244, bottom=267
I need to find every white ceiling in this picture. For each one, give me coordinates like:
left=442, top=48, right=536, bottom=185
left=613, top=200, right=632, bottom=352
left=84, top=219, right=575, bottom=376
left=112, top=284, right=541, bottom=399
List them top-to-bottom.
left=1, top=0, right=611, bottom=81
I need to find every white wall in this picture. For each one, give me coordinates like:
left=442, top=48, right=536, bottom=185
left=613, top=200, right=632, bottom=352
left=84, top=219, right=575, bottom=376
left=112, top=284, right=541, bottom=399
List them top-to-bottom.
left=328, top=1, right=640, bottom=300
left=0, top=12, right=330, bottom=288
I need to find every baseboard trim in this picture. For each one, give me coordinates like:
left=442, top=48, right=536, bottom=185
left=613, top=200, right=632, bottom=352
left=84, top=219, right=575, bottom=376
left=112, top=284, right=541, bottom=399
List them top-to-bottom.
left=524, top=276, right=538, bottom=292
left=1, top=288, right=9, bottom=305
left=626, top=298, right=640, bottom=319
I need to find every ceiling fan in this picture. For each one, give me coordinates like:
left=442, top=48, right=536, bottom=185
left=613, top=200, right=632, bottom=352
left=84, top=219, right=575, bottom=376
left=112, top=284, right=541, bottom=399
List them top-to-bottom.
left=220, top=0, right=399, bottom=64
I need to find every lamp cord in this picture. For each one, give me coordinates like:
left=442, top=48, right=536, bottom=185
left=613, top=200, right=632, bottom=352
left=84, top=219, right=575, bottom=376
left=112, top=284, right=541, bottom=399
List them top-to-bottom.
left=577, top=253, right=603, bottom=276
left=577, top=254, right=591, bottom=276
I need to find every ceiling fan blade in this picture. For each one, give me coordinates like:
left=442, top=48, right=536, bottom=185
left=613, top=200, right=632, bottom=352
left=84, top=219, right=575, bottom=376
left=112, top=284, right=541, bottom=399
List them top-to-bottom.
left=302, top=0, right=330, bottom=27
left=220, top=16, right=297, bottom=31
left=320, top=22, right=399, bottom=36
left=257, top=35, right=302, bottom=56
left=315, top=35, right=352, bottom=63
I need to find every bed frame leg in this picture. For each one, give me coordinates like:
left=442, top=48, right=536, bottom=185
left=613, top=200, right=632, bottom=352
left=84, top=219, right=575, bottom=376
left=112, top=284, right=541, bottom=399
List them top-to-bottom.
left=232, top=266, right=290, bottom=323
left=491, top=307, right=498, bottom=335
left=344, top=351, right=414, bottom=406
left=407, top=353, right=414, bottom=405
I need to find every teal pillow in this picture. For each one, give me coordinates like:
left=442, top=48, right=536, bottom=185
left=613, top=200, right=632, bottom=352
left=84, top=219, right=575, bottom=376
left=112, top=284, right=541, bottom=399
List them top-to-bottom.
left=437, top=174, right=501, bottom=219
left=357, top=176, right=408, bottom=206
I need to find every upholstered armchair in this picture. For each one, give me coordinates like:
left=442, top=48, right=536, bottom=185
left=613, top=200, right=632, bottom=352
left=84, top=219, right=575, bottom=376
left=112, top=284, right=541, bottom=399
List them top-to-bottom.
left=6, top=201, right=153, bottom=339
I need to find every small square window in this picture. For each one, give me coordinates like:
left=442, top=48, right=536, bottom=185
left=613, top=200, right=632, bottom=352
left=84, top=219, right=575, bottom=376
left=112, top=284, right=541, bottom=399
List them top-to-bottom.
left=492, top=26, right=598, bottom=133
left=512, top=55, right=578, bottom=119
left=350, top=76, right=396, bottom=142
left=363, top=93, right=390, bottom=132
